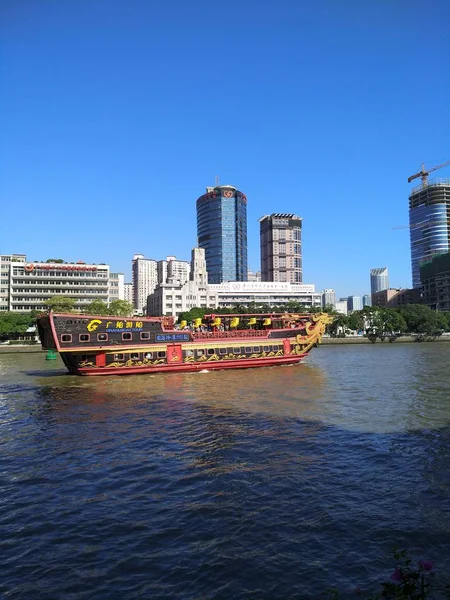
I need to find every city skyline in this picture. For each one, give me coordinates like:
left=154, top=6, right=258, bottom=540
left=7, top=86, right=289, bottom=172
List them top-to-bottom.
left=2, top=2, right=449, bottom=299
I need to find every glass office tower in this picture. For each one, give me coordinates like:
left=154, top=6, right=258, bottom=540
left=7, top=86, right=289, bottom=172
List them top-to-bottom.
left=196, top=185, right=248, bottom=283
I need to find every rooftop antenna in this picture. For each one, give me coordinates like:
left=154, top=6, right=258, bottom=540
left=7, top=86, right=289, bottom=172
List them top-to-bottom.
left=215, top=175, right=220, bottom=187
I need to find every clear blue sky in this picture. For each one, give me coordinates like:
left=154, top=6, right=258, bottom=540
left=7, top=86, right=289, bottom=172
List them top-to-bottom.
left=1, top=0, right=449, bottom=298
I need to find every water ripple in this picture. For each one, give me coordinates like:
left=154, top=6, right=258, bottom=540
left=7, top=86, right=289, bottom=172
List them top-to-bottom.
left=1, top=344, right=450, bottom=598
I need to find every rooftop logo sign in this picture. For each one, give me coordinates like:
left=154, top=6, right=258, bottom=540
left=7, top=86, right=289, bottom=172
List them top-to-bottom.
left=24, top=264, right=99, bottom=272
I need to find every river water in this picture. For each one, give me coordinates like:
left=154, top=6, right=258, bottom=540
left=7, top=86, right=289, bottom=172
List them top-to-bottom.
left=1, top=344, right=450, bottom=599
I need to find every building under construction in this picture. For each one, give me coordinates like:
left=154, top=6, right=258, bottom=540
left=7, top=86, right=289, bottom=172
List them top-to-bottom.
left=409, top=178, right=450, bottom=288
left=420, top=251, right=450, bottom=312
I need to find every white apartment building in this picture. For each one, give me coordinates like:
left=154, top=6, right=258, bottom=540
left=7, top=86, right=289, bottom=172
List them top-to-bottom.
left=147, top=248, right=217, bottom=316
left=0, top=254, right=123, bottom=312
left=132, top=254, right=158, bottom=314
left=157, top=256, right=190, bottom=286
left=247, top=270, right=261, bottom=282
left=108, top=273, right=125, bottom=303
left=123, top=283, right=133, bottom=304
left=322, top=288, right=336, bottom=308
left=335, top=300, right=348, bottom=315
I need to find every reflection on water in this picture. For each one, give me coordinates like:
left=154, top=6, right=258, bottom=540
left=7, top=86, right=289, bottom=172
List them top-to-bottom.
left=12, top=343, right=450, bottom=434
left=1, top=344, right=450, bottom=599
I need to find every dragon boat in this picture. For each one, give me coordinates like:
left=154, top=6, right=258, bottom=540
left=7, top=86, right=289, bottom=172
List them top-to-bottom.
left=36, top=312, right=332, bottom=376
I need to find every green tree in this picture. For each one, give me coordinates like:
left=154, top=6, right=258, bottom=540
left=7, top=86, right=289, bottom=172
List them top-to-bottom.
left=45, top=258, right=64, bottom=263
left=44, top=296, right=76, bottom=313
left=83, top=299, right=110, bottom=316
left=108, top=299, right=134, bottom=317
left=323, top=303, right=337, bottom=314
left=398, top=304, right=447, bottom=336
left=177, top=307, right=207, bottom=323
left=380, top=309, right=407, bottom=335
left=346, top=311, right=365, bottom=332
left=0, top=312, right=35, bottom=339
left=326, top=314, right=347, bottom=336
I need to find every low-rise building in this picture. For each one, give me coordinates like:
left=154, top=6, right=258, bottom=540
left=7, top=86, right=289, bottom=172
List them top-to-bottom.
left=420, top=252, right=450, bottom=311
left=0, top=254, right=124, bottom=312
left=211, top=282, right=321, bottom=310
left=371, top=288, right=421, bottom=308
left=335, top=300, right=348, bottom=315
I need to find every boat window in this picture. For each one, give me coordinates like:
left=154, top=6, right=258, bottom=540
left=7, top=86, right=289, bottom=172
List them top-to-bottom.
left=122, top=332, right=132, bottom=341
left=140, top=332, right=150, bottom=340
left=97, top=333, right=108, bottom=342
left=61, top=334, right=72, bottom=342
left=79, top=334, right=90, bottom=342
left=272, top=345, right=279, bottom=351
left=245, top=346, right=252, bottom=353
left=253, top=346, right=260, bottom=352
left=263, top=346, right=269, bottom=352
left=233, top=347, right=241, bottom=354
left=207, top=348, right=215, bottom=355
left=219, top=348, right=227, bottom=355
left=185, top=349, right=193, bottom=356
left=196, top=349, right=205, bottom=356
left=157, top=351, right=166, bottom=359
left=144, top=352, right=153, bottom=360
left=114, top=353, right=124, bottom=360
left=130, top=353, right=139, bottom=359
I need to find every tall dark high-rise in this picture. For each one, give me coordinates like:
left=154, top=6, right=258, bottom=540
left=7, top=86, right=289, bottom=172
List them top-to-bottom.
left=196, top=185, right=248, bottom=283
left=259, top=213, right=302, bottom=282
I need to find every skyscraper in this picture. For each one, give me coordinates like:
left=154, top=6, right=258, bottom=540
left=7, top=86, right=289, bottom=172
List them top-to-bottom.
left=409, top=179, right=450, bottom=288
left=196, top=185, right=248, bottom=283
left=259, top=213, right=302, bottom=282
left=370, top=268, right=389, bottom=294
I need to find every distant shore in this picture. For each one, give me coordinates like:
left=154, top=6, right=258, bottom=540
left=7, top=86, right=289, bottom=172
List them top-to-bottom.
left=2, top=335, right=450, bottom=355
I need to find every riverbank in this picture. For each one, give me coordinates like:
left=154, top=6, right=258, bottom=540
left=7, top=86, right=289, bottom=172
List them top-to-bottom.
left=321, top=335, right=450, bottom=344
left=0, top=345, right=43, bottom=354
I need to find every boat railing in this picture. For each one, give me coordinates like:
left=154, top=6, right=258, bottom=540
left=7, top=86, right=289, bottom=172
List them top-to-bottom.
left=191, top=329, right=269, bottom=340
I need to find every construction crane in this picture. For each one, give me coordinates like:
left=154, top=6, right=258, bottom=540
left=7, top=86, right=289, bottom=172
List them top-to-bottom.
left=407, top=160, right=450, bottom=185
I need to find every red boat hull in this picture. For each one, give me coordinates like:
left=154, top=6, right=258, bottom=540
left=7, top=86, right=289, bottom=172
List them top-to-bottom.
left=77, top=353, right=307, bottom=376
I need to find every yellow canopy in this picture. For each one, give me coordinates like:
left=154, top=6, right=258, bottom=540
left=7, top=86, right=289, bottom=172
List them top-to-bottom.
left=212, top=317, right=221, bottom=327
left=230, top=317, right=239, bottom=328
left=248, top=317, right=256, bottom=326
left=194, top=318, right=202, bottom=328
left=263, top=318, right=272, bottom=326
left=180, top=320, right=187, bottom=328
